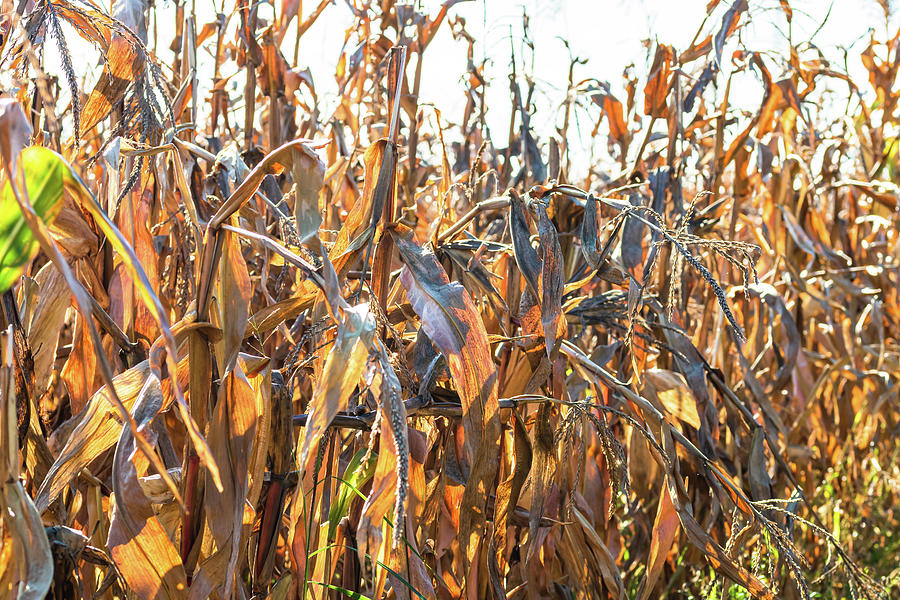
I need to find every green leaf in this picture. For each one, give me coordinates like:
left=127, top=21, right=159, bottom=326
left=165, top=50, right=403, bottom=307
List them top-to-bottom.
left=0, top=146, right=66, bottom=292
left=327, top=448, right=377, bottom=541
left=311, top=582, right=373, bottom=600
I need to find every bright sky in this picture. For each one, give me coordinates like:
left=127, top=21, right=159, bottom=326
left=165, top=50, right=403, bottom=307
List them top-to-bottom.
left=37, top=0, right=900, bottom=168
left=274, top=0, right=891, bottom=130
left=406, top=0, right=889, bottom=134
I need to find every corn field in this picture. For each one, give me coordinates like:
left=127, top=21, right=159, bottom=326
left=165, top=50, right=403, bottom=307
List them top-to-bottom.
left=0, top=0, right=898, bottom=599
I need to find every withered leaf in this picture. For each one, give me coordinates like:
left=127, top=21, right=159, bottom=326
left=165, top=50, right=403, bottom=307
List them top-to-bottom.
left=714, top=0, right=748, bottom=69
left=80, top=36, right=145, bottom=138
left=644, top=44, right=674, bottom=118
left=291, top=143, right=326, bottom=244
left=509, top=190, right=541, bottom=301
left=536, top=205, right=565, bottom=359
left=214, top=220, right=251, bottom=375
left=393, top=232, right=500, bottom=567
left=296, top=303, right=374, bottom=473
left=1, top=337, right=52, bottom=600
left=36, top=360, right=155, bottom=513
left=189, top=366, right=260, bottom=599
left=644, top=368, right=701, bottom=430
left=107, top=375, right=188, bottom=600
left=492, top=409, right=531, bottom=572
left=635, top=483, right=679, bottom=600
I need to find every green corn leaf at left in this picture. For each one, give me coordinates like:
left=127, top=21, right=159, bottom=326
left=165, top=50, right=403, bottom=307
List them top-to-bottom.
left=0, top=146, right=66, bottom=293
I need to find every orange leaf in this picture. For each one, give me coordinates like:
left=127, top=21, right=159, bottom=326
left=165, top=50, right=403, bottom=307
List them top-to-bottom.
left=80, top=36, right=145, bottom=138
left=643, top=44, right=674, bottom=118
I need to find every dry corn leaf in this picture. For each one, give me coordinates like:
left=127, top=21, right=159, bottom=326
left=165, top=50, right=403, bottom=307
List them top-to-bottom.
left=79, top=36, right=144, bottom=138
left=394, top=232, right=500, bottom=567
left=295, top=303, right=374, bottom=473
left=1, top=333, right=52, bottom=600
left=35, top=360, right=152, bottom=513
left=190, top=366, right=259, bottom=599
left=644, top=368, right=701, bottom=430
left=107, top=374, right=188, bottom=600
left=635, top=483, right=679, bottom=600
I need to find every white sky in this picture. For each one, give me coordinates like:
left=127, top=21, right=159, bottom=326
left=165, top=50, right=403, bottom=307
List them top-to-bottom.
left=35, top=0, right=899, bottom=168
left=271, top=0, right=891, bottom=126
